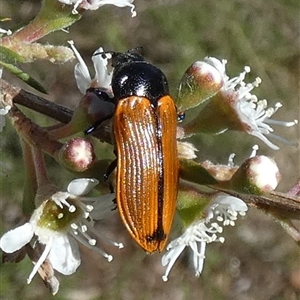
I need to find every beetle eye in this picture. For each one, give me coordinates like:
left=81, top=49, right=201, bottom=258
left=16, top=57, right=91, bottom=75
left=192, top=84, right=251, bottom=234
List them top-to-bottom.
left=92, top=89, right=111, bottom=102
left=177, top=112, right=185, bottom=122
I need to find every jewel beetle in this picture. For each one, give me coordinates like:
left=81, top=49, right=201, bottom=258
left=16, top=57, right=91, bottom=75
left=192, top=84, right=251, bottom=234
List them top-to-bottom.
left=89, top=50, right=179, bottom=253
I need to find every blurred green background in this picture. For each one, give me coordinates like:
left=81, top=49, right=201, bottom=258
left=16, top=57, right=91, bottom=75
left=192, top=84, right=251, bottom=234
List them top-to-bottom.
left=0, top=0, right=299, bottom=299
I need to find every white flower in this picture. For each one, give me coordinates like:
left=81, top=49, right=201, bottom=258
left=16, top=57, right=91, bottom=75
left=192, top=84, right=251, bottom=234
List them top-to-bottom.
left=58, top=0, right=136, bottom=17
left=68, top=40, right=113, bottom=95
left=204, top=57, right=298, bottom=150
left=0, top=105, right=11, bottom=132
left=0, top=178, right=122, bottom=284
left=161, top=194, right=248, bottom=281
left=205, top=194, right=248, bottom=224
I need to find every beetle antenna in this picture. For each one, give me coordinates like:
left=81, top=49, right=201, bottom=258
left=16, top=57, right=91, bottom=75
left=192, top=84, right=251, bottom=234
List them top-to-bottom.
left=127, top=46, right=143, bottom=54
left=93, top=51, right=115, bottom=59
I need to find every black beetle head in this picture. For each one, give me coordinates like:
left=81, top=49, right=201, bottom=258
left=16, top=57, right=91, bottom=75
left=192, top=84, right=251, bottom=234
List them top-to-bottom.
left=94, top=48, right=145, bottom=69
left=110, top=49, right=145, bottom=68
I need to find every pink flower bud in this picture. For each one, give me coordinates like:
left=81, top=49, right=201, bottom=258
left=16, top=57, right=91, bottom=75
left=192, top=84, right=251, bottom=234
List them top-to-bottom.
left=176, top=60, right=223, bottom=112
left=58, top=138, right=96, bottom=172
left=229, top=155, right=281, bottom=194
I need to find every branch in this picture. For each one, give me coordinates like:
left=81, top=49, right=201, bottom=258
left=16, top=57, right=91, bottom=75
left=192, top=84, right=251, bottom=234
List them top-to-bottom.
left=0, top=79, right=72, bottom=123
left=0, top=79, right=113, bottom=144
left=219, top=189, right=300, bottom=220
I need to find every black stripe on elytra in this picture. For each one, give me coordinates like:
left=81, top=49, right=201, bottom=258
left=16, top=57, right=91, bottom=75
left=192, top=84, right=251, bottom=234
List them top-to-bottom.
left=146, top=104, right=166, bottom=244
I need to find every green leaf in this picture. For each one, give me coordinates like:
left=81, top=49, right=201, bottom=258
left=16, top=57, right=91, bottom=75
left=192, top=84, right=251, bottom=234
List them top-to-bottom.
left=39, top=0, right=81, bottom=32
left=0, top=46, right=24, bottom=64
left=0, top=60, right=47, bottom=93
left=179, top=158, right=219, bottom=185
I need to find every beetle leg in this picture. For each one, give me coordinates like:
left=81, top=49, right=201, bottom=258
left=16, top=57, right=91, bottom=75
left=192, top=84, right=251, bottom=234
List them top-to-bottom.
left=85, top=113, right=114, bottom=135
left=85, top=124, right=98, bottom=135
left=104, top=158, right=117, bottom=181
left=109, top=181, right=115, bottom=193
left=111, top=197, right=117, bottom=211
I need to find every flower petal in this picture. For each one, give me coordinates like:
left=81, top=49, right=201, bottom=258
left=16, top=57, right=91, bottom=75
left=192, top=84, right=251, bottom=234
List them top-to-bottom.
left=77, top=0, right=137, bottom=17
left=68, top=40, right=92, bottom=94
left=92, top=47, right=112, bottom=89
left=67, top=178, right=99, bottom=196
left=89, top=193, right=116, bottom=220
left=209, top=193, right=248, bottom=213
left=0, top=223, right=34, bottom=253
left=48, top=235, right=80, bottom=275
left=27, top=236, right=53, bottom=284
left=190, top=240, right=206, bottom=276
left=161, top=243, right=186, bottom=281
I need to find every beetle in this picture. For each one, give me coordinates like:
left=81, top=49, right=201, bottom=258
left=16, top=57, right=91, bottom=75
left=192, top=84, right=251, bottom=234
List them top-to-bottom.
left=89, top=50, right=179, bottom=253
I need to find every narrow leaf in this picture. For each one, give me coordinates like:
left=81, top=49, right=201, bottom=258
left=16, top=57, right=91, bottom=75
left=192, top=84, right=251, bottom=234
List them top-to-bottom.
left=0, top=46, right=24, bottom=64
left=0, top=60, right=47, bottom=93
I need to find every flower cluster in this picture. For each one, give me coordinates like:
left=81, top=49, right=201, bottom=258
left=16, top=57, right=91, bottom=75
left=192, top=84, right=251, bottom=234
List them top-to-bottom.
left=181, top=57, right=298, bottom=150
left=215, top=58, right=298, bottom=150
left=0, top=178, right=122, bottom=285
left=162, top=194, right=248, bottom=281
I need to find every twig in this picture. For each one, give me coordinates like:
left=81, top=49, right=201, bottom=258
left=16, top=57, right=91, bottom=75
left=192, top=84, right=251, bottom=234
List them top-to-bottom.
left=0, top=79, right=72, bottom=123
left=0, top=79, right=113, bottom=144
left=217, top=188, right=300, bottom=220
